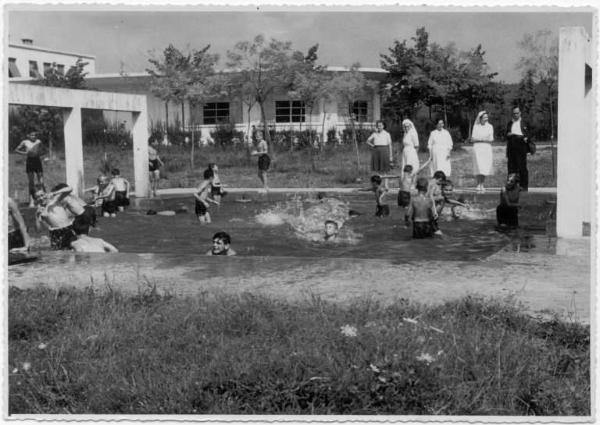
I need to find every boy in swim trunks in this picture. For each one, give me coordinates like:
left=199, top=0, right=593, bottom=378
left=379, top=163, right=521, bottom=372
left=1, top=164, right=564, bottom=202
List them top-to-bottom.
left=250, top=131, right=270, bottom=192
left=15, top=132, right=45, bottom=207
left=148, top=139, right=164, bottom=197
left=111, top=168, right=130, bottom=212
left=195, top=169, right=220, bottom=224
left=87, top=175, right=117, bottom=218
left=358, top=175, right=390, bottom=217
left=406, top=177, right=438, bottom=239
left=50, top=183, right=97, bottom=235
left=34, top=187, right=76, bottom=250
left=8, top=197, right=31, bottom=252
left=70, top=219, right=119, bottom=253
left=206, top=231, right=236, bottom=256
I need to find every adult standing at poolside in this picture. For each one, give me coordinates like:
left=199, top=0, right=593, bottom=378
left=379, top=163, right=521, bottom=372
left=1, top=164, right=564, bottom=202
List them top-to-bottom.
left=505, top=106, right=532, bottom=191
left=471, top=111, right=495, bottom=193
left=400, top=119, right=420, bottom=176
left=427, top=119, right=453, bottom=177
left=366, top=120, right=393, bottom=176
left=15, top=131, right=45, bottom=207
left=251, top=131, right=270, bottom=192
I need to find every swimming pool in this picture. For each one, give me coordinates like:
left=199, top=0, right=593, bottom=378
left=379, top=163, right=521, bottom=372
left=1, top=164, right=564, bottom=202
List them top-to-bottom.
left=22, top=191, right=555, bottom=262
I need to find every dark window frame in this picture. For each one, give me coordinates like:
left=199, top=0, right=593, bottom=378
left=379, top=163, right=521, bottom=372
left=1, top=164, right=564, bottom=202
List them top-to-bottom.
left=28, top=60, right=41, bottom=78
left=275, top=100, right=305, bottom=123
left=349, top=100, right=368, bottom=122
left=203, top=102, right=230, bottom=125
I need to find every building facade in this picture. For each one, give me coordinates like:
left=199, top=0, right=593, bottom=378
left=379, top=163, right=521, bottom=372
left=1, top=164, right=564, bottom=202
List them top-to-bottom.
left=8, top=39, right=96, bottom=78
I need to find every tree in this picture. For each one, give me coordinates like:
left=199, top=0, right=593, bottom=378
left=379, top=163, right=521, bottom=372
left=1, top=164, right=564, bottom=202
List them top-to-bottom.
left=516, top=30, right=558, bottom=140
left=226, top=34, right=303, bottom=144
left=327, top=64, right=377, bottom=169
left=516, top=69, right=537, bottom=116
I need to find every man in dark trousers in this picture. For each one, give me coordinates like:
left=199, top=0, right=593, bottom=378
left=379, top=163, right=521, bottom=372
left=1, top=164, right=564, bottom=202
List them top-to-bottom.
left=505, top=106, right=532, bottom=191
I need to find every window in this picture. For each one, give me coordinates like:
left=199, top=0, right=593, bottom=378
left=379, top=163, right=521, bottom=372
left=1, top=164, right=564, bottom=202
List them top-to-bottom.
left=8, top=58, right=20, bottom=77
left=28, top=60, right=41, bottom=78
left=43, top=62, right=52, bottom=76
left=56, top=64, right=65, bottom=75
left=275, top=100, right=305, bottom=123
left=349, top=101, right=368, bottom=122
left=203, top=102, right=230, bottom=124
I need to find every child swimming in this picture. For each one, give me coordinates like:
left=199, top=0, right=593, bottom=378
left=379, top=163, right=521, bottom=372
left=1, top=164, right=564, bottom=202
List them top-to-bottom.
left=70, top=219, right=119, bottom=253
left=324, top=220, right=339, bottom=241
left=206, top=231, right=236, bottom=256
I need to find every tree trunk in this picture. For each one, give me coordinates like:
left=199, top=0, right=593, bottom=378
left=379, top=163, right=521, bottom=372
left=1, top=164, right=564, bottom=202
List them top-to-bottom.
left=181, top=101, right=185, bottom=133
left=259, top=101, right=270, bottom=143
left=165, top=102, right=169, bottom=140
left=350, top=116, right=361, bottom=170
left=190, top=126, right=195, bottom=171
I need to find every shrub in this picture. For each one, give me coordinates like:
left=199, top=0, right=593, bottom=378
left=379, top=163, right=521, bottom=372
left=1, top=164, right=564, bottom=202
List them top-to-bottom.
left=210, top=123, right=245, bottom=148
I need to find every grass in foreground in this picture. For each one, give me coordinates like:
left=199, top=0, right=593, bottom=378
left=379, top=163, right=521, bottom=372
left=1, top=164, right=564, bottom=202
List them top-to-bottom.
left=9, top=285, right=588, bottom=415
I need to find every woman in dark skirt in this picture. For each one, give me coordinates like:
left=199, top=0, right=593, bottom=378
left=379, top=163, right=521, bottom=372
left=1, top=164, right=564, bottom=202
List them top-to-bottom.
left=366, top=120, right=393, bottom=188
left=251, top=131, right=270, bottom=191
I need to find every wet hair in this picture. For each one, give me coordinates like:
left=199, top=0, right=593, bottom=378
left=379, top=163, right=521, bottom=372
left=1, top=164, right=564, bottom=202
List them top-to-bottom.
left=403, top=164, right=413, bottom=173
left=111, top=168, right=120, bottom=176
left=203, top=169, right=214, bottom=180
left=433, top=171, right=447, bottom=181
left=370, top=175, right=382, bottom=185
left=416, top=177, right=429, bottom=192
left=51, top=183, right=68, bottom=192
left=72, top=219, right=89, bottom=236
left=325, top=220, right=339, bottom=229
left=213, top=231, right=231, bottom=245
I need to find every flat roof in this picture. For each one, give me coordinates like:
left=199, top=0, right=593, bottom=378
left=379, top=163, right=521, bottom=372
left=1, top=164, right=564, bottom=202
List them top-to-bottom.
left=8, top=43, right=96, bottom=60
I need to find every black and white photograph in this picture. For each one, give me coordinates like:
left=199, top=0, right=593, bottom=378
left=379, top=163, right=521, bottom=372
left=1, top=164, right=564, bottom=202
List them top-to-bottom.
left=3, top=1, right=596, bottom=420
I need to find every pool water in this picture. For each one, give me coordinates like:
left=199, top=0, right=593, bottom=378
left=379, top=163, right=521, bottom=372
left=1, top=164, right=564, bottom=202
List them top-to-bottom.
left=22, top=192, right=556, bottom=262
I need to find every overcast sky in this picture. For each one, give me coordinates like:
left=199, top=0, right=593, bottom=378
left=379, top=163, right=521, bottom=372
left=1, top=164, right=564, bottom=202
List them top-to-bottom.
left=7, top=7, right=594, bottom=83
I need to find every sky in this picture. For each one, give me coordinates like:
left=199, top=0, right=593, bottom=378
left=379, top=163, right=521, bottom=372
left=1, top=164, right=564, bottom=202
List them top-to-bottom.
left=6, top=7, right=595, bottom=83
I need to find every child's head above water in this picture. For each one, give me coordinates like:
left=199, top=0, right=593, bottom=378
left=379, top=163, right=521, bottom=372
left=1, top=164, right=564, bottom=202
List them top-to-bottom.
left=403, top=164, right=413, bottom=174
left=203, top=168, right=214, bottom=180
left=433, top=170, right=447, bottom=183
left=370, top=175, right=382, bottom=187
left=416, top=177, right=429, bottom=193
left=324, top=220, right=339, bottom=240
left=211, top=231, right=231, bottom=254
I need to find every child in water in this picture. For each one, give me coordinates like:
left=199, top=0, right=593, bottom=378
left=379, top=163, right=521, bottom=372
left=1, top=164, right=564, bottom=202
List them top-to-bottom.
left=207, top=163, right=226, bottom=204
left=111, top=168, right=130, bottom=212
left=195, top=169, right=220, bottom=224
left=496, top=173, right=521, bottom=229
left=358, top=175, right=389, bottom=217
left=406, top=177, right=438, bottom=238
left=51, top=183, right=97, bottom=235
left=34, top=186, right=76, bottom=250
left=70, top=219, right=118, bottom=253
left=324, top=220, right=339, bottom=241
left=206, top=231, right=236, bottom=256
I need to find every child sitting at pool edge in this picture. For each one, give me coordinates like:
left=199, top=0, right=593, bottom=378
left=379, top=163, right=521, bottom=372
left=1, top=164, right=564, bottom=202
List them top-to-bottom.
left=206, top=231, right=236, bottom=256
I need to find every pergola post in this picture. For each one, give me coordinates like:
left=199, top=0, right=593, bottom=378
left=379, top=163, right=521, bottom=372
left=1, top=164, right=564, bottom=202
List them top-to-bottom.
left=62, top=106, right=85, bottom=197
left=132, top=110, right=150, bottom=197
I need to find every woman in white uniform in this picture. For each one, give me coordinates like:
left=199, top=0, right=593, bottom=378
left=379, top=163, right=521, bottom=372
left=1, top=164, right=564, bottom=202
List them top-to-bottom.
left=470, top=111, right=494, bottom=193
left=400, top=119, right=420, bottom=175
left=427, top=119, right=453, bottom=177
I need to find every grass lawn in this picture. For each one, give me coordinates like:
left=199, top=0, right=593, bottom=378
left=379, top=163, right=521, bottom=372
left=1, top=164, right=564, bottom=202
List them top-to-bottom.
left=8, top=142, right=557, bottom=202
left=8, top=286, right=588, bottom=415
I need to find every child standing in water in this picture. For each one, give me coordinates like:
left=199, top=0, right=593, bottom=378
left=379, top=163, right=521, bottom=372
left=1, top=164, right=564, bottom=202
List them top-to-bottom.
left=251, top=131, right=270, bottom=192
left=207, top=163, right=226, bottom=204
left=111, top=168, right=130, bottom=212
left=195, top=169, right=220, bottom=224
left=496, top=173, right=521, bottom=229
left=358, top=175, right=390, bottom=217
left=406, top=177, right=438, bottom=238
left=34, top=187, right=76, bottom=250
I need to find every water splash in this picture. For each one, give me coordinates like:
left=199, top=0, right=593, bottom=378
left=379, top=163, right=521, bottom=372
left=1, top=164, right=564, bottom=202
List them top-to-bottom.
left=256, top=197, right=361, bottom=243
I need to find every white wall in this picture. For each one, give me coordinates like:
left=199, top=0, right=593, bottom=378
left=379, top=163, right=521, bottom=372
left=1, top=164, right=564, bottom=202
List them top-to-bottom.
left=8, top=44, right=96, bottom=77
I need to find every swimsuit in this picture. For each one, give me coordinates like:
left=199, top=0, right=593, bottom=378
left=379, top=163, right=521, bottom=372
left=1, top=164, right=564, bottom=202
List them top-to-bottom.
left=258, top=154, right=271, bottom=171
left=26, top=156, right=43, bottom=173
left=149, top=159, right=160, bottom=172
left=211, top=184, right=226, bottom=197
left=397, top=190, right=411, bottom=207
left=115, top=191, right=130, bottom=207
left=195, top=199, right=208, bottom=216
left=101, top=200, right=117, bottom=215
left=375, top=204, right=390, bottom=217
left=73, top=205, right=97, bottom=234
left=413, top=221, right=435, bottom=239
left=49, top=226, right=76, bottom=250
left=8, top=230, right=25, bottom=250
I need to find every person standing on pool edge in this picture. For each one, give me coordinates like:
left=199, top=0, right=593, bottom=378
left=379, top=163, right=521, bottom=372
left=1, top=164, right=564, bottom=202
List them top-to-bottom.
left=505, top=106, right=532, bottom=191
left=15, top=131, right=45, bottom=207
left=251, top=131, right=270, bottom=192
left=148, top=138, right=164, bottom=197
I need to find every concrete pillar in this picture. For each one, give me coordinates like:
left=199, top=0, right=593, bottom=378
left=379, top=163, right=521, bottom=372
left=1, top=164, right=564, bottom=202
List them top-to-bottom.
left=557, top=27, right=594, bottom=238
left=372, top=90, right=381, bottom=122
left=318, top=98, right=326, bottom=142
left=62, top=107, right=84, bottom=197
left=132, top=110, right=150, bottom=197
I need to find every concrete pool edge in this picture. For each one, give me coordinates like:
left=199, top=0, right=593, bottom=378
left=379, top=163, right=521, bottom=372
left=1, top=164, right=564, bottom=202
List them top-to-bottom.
left=8, top=238, right=590, bottom=324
